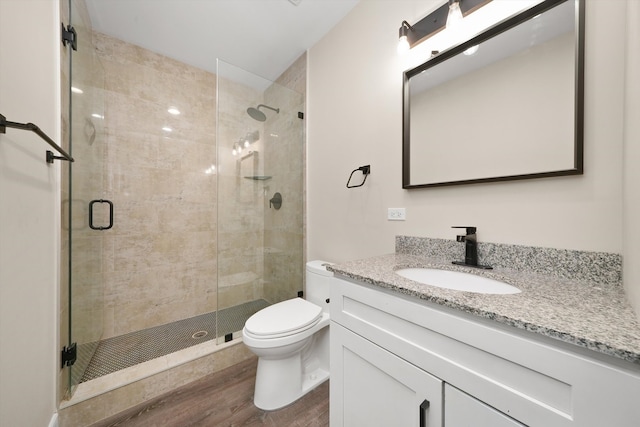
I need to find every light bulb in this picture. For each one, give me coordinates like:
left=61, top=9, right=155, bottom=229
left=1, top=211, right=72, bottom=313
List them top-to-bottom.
left=447, top=1, right=463, bottom=30
left=398, top=21, right=413, bottom=55
left=397, top=35, right=410, bottom=54
left=464, top=45, right=479, bottom=56
left=244, top=140, right=250, bottom=148
left=232, top=148, right=237, bottom=156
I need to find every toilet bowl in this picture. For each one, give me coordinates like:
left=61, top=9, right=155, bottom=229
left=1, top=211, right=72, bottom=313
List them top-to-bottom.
left=242, top=260, right=334, bottom=411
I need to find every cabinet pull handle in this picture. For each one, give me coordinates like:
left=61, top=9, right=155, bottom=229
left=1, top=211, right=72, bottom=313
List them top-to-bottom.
left=89, top=199, right=113, bottom=230
left=419, top=399, right=430, bottom=427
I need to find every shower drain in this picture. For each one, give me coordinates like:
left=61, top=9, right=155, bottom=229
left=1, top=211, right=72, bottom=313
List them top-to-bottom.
left=192, top=330, right=208, bottom=339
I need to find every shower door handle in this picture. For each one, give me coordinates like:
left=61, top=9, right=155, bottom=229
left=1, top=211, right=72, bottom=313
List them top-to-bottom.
left=89, top=199, right=113, bottom=230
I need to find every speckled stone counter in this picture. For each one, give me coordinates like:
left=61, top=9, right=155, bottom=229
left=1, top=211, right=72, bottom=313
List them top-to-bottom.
left=327, top=237, right=640, bottom=365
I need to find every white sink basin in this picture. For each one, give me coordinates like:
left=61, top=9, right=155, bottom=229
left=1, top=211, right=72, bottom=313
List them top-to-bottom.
left=395, top=268, right=521, bottom=295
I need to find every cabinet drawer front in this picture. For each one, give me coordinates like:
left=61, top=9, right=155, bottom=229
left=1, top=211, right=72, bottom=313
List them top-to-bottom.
left=330, top=323, right=443, bottom=427
left=445, top=384, right=526, bottom=427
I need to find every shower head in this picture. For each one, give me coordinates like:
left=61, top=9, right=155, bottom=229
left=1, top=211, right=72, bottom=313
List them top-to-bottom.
left=247, top=104, right=280, bottom=122
left=247, top=107, right=266, bottom=122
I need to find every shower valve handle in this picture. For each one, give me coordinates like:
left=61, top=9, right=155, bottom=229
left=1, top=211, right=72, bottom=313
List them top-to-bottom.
left=269, top=192, right=282, bottom=210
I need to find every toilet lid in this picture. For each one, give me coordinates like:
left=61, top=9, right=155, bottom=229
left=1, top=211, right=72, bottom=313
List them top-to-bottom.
left=244, top=298, right=322, bottom=337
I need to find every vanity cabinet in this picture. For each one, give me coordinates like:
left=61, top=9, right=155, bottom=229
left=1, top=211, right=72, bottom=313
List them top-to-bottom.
left=330, top=277, right=640, bottom=427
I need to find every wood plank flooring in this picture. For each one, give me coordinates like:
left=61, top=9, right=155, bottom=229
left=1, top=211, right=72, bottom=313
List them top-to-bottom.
left=90, top=357, right=329, bottom=427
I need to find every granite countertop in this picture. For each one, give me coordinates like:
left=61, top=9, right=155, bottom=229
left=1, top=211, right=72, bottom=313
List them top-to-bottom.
left=327, top=253, right=640, bottom=365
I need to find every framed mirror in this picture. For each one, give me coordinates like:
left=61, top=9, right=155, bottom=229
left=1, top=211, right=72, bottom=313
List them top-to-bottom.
left=402, top=0, right=584, bottom=189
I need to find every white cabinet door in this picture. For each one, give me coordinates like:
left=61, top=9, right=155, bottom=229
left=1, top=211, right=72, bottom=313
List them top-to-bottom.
left=331, top=323, right=443, bottom=427
left=445, top=384, right=525, bottom=427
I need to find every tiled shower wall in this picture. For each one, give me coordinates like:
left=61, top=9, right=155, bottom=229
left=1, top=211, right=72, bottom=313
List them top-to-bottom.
left=93, top=33, right=218, bottom=338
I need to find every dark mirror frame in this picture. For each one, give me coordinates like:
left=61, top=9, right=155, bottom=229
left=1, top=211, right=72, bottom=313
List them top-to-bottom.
left=402, top=0, right=585, bottom=189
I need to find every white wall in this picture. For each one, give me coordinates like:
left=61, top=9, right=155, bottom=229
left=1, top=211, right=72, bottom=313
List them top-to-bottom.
left=307, top=0, right=626, bottom=263
left=623, top=0, right=640, bottom=317
left=0, top=1, right=60, bottom=425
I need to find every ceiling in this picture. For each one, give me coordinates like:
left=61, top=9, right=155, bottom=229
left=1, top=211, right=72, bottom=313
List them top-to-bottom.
left=85, top=0, right=359, bottom=82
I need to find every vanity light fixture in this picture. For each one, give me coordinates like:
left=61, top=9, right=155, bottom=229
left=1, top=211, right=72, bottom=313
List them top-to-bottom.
left=397, top=0, right=491, bottom=53
left=397, top=21, right=413, bottom=54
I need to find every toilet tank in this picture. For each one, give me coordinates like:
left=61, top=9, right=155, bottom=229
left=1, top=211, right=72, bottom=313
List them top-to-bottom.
left=306, top=260, right=334, bottom=313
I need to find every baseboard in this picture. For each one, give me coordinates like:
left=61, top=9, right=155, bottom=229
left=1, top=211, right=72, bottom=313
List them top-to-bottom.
left=48, top=412, right=58, bottom=427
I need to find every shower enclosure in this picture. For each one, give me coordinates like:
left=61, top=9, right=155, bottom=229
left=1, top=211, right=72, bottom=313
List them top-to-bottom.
left=63, top=0, right=305, bottom=398
left=216, top=60, right=305, bottom=330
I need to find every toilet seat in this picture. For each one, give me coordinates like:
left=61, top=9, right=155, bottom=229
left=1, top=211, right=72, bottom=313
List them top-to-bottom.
left=244, top=298, right=322, bottom=339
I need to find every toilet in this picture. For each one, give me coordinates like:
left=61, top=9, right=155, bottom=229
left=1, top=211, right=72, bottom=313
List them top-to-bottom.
left=242, top=260, right=334, bottom=410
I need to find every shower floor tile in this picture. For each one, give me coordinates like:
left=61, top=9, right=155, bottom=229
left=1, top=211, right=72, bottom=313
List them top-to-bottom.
left=75, top=299, right=269, bottom=383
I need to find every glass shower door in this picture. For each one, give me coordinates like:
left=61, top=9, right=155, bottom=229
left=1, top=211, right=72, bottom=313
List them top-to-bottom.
left=67, top=0, right=107, bottom=391
left=216, top=59, right=305, bottom=343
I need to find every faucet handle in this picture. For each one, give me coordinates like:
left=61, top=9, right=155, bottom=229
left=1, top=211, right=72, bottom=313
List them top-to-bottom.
left=452, top=226, right=476, bottom=235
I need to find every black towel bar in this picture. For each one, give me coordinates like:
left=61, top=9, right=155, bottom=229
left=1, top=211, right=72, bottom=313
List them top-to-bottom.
left=0, top=113, right=74, bottom=164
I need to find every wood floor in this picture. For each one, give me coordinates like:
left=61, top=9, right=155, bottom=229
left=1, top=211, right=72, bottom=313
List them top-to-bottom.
left=90, top=357, right=329, bottom=427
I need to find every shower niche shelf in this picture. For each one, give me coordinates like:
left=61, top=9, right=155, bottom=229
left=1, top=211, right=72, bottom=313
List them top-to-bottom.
left=244, top=176, right=272, bottom=181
